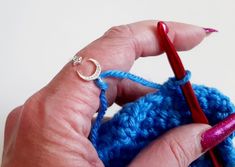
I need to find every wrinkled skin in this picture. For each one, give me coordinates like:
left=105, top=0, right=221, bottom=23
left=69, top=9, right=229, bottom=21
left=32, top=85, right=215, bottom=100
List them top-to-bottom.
left=2, top=20, right=212, bottom=167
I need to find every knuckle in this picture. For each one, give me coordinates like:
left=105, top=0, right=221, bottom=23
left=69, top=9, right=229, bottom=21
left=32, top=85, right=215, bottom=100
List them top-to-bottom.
left=103, top=24, right=140, bottom=56
left=104, top=24, right=134, bottom=39
left=5, top=92, right=45, bottom=132
left=4, top=106, right=22, bottom=150
left=6, top=106, right=22, bottom=125
left=163, top=136, right=191, bottom=167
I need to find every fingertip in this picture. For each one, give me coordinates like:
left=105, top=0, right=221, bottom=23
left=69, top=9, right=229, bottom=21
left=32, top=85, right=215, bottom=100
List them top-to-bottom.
left=123, top=20, right=210, bottom=58
left=166, top=21, right=208, bottom=51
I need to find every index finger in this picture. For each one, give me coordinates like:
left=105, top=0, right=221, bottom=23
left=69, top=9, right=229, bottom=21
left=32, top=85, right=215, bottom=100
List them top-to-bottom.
left=44, top=20, right=208, bottom=137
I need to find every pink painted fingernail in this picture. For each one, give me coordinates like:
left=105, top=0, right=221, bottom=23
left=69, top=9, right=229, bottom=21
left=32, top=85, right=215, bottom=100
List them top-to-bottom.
left=203, top=28, right=218, bottom=33
left=201, top=113, right=235, bottom=151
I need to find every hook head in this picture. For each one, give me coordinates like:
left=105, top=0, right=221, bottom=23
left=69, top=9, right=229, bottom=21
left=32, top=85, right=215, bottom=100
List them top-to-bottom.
left=157, top=21, right=169, bottom=34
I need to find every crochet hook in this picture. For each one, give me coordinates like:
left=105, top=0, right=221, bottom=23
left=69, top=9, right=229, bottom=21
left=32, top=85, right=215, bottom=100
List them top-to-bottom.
left=157, top=21, right=222, bottom=167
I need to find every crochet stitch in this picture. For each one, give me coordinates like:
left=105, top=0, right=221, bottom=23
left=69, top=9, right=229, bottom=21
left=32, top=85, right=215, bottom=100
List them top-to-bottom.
left=90, top=70, right=235, bottom=167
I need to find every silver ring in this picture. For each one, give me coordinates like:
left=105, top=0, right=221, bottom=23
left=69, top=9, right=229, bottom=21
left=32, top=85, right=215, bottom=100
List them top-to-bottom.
left=72, top=55, right=101, bottom=81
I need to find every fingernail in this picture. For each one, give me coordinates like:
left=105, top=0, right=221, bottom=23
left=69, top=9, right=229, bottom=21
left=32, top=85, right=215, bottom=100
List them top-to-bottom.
left=203, top=27, right=218, bottom=34
left=201, top=113, right=235, bottom=151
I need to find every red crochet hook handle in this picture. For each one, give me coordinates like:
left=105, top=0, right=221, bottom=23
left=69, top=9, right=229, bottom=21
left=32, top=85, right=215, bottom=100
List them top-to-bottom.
left=157, top=21, right=222, bottom=167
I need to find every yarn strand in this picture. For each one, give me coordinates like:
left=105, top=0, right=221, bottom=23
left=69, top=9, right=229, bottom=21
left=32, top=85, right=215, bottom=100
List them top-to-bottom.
left=90, top=70, right=191, bottom=147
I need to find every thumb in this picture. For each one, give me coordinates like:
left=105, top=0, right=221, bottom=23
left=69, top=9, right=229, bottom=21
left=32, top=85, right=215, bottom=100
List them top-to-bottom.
left=129, top=113, right=235, bottom=167
left=129, top=124, right=210, bottom=167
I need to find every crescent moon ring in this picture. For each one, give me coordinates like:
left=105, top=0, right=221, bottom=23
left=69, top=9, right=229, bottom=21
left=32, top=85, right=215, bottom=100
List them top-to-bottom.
left=76, top=58, right=102, bottom=81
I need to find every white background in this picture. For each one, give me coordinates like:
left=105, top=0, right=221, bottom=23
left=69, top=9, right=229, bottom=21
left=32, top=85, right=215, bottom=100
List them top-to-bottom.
left=0, top=0, right=235, bottom=164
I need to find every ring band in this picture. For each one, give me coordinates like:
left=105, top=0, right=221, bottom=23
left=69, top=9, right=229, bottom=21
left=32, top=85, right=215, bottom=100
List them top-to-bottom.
left=72, top=55, right=101, bottom=81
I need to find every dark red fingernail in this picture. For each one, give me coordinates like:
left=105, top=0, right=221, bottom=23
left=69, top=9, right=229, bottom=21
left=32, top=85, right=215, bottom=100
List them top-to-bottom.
left=203, top=28, right=218, bottom=33
left=201, top=113, right=235, bottom=151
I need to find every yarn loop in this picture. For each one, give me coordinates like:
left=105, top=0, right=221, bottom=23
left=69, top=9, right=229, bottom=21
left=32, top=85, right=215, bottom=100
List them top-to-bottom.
left=167, top=70, right=191, bottom=88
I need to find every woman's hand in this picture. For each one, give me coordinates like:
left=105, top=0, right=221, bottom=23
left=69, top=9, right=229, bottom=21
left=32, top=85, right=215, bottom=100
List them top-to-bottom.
left=2, top=20, right=219, bottom=167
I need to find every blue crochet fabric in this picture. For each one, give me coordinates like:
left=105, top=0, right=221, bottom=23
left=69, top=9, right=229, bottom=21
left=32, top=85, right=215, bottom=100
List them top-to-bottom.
left=90, top=70, right=235, bottom=167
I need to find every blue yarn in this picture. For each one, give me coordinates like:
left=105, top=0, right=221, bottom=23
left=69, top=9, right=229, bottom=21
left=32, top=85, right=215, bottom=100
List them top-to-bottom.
left=90, top=70, right=235, bottom=167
